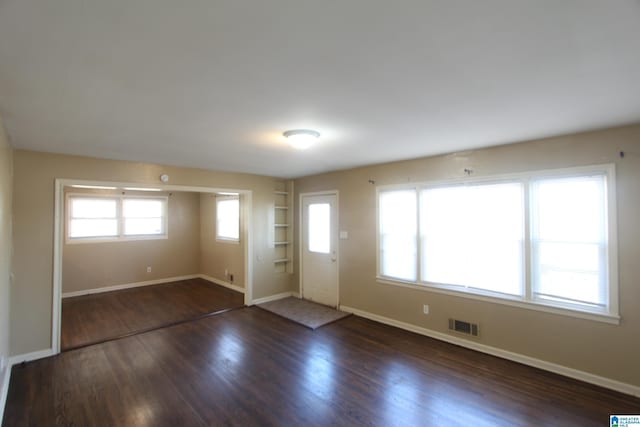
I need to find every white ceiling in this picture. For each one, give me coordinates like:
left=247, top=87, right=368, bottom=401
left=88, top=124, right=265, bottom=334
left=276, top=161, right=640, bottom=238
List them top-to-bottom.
left=1, top=1, right=639, bottom=178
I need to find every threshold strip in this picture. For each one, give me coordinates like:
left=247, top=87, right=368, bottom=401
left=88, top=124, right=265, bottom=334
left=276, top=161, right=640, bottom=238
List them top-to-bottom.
left=62, top=305, right=245, bottom=352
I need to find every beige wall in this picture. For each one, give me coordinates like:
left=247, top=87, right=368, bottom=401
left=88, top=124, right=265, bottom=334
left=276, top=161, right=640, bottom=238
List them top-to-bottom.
left=0, top=118, right=13, bottom=372
left=294, top=124, right=640, bottom=388
left=11, top=150, right=294, bottom=355
left=62, top=189, right=201, bottom=294
left=199, top=193, right=245, bottom=287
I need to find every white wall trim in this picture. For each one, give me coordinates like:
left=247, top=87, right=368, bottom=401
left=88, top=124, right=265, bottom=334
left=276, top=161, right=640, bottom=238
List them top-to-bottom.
left=54, top=179, right=255, bottom=354
left=298, top=190, right=340, bottom=307
left=61, top=274, right=200, bottom=298
left=199, top=274, right=246, bottom=295
left=251, top=291, right=299, bottom=305
left=340, top=305, right=640, bottom=398
left=2, top=348, right=57, bottom=422
left=8, top=348, right=55, bottom=366
left=0, top=364, right=11, bottom=427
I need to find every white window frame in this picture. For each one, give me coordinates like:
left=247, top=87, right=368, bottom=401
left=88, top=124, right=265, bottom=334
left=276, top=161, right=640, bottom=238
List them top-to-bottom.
left=376, top=164, right=619, bottom=324
left=66, top=193, right=169, bottom=243
left=216, top=195, right=240, bottom=243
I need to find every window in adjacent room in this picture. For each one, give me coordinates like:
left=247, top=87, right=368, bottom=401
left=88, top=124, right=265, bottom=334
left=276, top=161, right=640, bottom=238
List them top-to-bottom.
left=67, top=194, right=168, bottom=242
left=216, top=194, right=240, bottom=242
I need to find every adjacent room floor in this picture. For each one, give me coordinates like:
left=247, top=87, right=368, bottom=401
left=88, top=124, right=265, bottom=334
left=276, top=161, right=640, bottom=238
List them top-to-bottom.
left=61, top=278, right=244, bottom=350
left=5, top=306, right=639, bottom=426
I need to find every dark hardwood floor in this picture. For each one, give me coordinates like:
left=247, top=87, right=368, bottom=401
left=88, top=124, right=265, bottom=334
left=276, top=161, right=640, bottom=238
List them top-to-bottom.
left=61, top=278, right=244, bottom=350
left=5, top=306, right=639, bottom=426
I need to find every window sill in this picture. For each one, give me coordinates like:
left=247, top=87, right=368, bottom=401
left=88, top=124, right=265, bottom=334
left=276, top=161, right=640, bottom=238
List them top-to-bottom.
left=66, top=235, right=168, bottom=244
left=216, top=238, right=240, bottom=245
left=376, top=276, right=620, bottom=325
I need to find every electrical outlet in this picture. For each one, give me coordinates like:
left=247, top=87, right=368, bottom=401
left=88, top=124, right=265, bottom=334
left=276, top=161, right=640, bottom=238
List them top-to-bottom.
left=146, top=266, right=152, bottom=273
left=423, top=304, right=429, bottom=315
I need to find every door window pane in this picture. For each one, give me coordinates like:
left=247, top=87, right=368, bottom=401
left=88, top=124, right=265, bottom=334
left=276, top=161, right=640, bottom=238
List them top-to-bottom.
left=308, top=203, right=330, bottom=254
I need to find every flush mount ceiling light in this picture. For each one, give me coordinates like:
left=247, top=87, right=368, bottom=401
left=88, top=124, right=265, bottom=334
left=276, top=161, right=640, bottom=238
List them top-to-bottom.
left=283, top=129, right=320, bottom=150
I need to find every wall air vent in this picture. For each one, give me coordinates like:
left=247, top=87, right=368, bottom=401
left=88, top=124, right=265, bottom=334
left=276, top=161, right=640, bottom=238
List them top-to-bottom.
left=448, top=318, right=479, bottom=337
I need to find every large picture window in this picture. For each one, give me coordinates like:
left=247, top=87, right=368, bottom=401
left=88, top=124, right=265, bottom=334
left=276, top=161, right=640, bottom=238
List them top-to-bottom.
left=377, top=165, right=617, bottom=321
left=67, top=194, right=168, bottom=242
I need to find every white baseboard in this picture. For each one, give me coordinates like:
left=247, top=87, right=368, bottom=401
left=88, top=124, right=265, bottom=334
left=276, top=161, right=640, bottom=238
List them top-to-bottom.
left=62, top=274, right=201, bottom=298
left=198, top=274, right=245, bottom=294
left=251, top=291, right=298, bottom=305
left=340, top=305, right=640, bottom=398
left=2, top=348, right=56, bottom=424
left=8, top=348, right=55, bottom=366
left=0, top=362, right=10, bottom=427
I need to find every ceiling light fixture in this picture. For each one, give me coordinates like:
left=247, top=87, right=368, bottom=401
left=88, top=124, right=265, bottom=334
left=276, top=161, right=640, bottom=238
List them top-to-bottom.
left=283, top=129, right=320, bottom=150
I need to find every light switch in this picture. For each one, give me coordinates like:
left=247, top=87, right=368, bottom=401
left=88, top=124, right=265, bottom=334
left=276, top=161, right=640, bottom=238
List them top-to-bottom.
left=339, top=231, right=348, bottom=240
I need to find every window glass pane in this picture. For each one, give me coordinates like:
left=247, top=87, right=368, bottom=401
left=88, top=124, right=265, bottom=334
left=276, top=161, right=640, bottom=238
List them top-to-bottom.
left=532, top=175, right=607, bottom=306
left=534, top=176, right=605, bottom=243
left=420, top=182, right=524, bottom=296
left=379, top=190, right=417, bottom=281
left=69, top=197, right=118, bottom=238
left=72, top=198, right=116, bottom=218
left=122, top=198, right=165, bottom=236
left=217, top=198, right=240, bottom=240
left=123, top=199, right=163, bottom=218
left=308, top=203, right=330, bottom=254
left=124, top=218, right=162, bottom=235
left=70, top=219, right=118, bottom=238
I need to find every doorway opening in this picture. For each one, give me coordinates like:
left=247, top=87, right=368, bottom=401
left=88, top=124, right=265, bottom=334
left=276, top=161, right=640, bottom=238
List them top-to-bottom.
left=53, top=179, right=253, bottom=354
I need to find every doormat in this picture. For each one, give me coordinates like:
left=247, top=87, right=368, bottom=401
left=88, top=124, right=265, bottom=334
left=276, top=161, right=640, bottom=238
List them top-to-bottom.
left=258, top=297, right=351, bottom=330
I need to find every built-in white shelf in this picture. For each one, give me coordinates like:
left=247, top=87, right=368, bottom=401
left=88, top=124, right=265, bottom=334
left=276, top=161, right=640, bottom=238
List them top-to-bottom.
left=274, top=183, right=293, bottom=273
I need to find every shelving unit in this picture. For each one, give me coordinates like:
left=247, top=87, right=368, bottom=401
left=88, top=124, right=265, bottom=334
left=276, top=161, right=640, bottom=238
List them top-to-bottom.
left=273, top=181, right=293, bottom=273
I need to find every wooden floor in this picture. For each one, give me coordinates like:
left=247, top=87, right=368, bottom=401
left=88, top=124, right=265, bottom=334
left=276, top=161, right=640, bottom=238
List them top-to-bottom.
left=61, top=278, right=244, bottom=350
left=5, top=306, right=639, bottom=426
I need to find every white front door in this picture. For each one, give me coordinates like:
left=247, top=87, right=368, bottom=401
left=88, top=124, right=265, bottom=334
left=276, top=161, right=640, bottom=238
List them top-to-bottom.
left=301, top=193, right=338, bottom=307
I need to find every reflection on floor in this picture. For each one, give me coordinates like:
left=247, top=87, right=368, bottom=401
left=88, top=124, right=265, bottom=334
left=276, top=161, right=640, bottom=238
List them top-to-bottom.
left=61, top=278, right=244, bottom=350
left=6, top=307, right=640, bottom=426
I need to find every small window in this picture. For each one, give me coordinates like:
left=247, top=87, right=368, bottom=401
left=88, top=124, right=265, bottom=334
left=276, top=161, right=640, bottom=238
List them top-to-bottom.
left=67, top=194, right=168, bottom=242
left=216, top=195, right=240, bottom=242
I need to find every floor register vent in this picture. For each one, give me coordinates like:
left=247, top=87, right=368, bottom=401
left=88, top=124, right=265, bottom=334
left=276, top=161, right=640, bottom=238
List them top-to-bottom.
left=448, top=318, right=479, bottom=337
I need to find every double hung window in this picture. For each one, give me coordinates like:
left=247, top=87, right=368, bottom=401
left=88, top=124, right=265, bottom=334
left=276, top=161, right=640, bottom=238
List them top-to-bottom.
left=67, top=194, right=168, bottom=242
